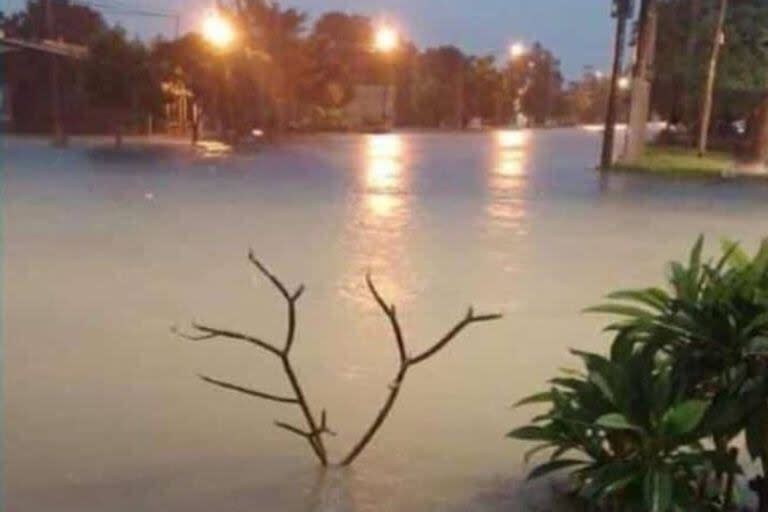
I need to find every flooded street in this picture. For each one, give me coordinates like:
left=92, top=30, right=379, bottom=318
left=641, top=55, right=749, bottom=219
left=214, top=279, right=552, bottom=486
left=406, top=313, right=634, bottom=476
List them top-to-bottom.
left=4, top=129, right=767, bottom=511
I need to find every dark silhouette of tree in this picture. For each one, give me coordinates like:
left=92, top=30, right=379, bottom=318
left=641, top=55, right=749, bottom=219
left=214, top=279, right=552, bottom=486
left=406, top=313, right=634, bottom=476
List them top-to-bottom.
left=85, top=27, right=162, bottom=146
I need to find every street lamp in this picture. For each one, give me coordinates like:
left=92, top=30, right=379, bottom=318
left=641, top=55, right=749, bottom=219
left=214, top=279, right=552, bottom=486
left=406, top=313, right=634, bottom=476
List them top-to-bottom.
left=200, top=10, right=237, bottom=142
left=202, top=11, right=235, bottom=50
left=373, top=25, right=400, bottom=131
left=374, top=25, right=399, bottom=53
left=509, top=42, right=526, bottom=60
left=618, top=76, right=631, bottom=90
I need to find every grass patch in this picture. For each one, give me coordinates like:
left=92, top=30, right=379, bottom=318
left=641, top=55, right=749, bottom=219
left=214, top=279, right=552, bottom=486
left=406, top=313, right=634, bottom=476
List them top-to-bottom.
left=609, top=145, right=734, bottom=177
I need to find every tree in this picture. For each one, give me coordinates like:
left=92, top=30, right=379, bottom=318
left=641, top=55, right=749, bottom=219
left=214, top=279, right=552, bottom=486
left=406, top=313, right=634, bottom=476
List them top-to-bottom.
left=1, top=0, right=106, bottom=133
left=233, top=0, right=309, bottom=134
left=651, top=0, right=767, bottom=146
left=682, top=0, right=703, bottom=124
left=697, top=0, right=730, bottom=156
left=302, top=12, right=373, bottom=110
left=84, top=27, right=162, bottom=146
left=520, top=43, right=563, bottom=126
left=415, top=46, right=467, bottom=128
left=464, top=55, right=503, bottom=124
left=750, top=94, right=768, bottom=164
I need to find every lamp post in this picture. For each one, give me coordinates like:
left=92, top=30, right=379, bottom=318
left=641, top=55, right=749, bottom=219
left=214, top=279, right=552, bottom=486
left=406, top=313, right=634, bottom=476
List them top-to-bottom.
left=201, top=10, right=236, bottom=141
left=373, top=25, right=399, bottom=131
left=508, top=43, right=528, bottom=127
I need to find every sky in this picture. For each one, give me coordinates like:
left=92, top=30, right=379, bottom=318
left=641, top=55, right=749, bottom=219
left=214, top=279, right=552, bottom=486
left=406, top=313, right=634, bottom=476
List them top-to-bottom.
left=4, top=0, right=613, bottom=79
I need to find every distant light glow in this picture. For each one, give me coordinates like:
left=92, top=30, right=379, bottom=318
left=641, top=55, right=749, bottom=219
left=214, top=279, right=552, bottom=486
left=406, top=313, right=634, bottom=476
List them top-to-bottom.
left=202, top=12, right=235, bottom=49
left=374, top=26, right=399, bottom=53
left=509, top=43, right=526, bottom=59
left=618, top=76, right=631, bottom=90
left=497, top=130, right=529, bottom=149
left=368, top=133, right=402, bottom=159
left=366, top=134, right=404, bottom=207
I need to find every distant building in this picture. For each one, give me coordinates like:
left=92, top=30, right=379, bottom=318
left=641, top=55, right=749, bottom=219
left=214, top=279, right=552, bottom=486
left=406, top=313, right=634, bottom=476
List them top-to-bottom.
left=0, top=31, right=88, bottom=133
left=162, top=79, right=195, bottom=135
left=344, top=84, right=396, bottom=131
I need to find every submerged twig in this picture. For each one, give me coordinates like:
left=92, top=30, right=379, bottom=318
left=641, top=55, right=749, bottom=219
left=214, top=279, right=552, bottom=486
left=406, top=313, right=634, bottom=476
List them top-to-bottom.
left=176, top=253, right=329, bottom=465
left=177, top=254, right=501, bottom=467
left=339, top=274, right=502, bottom=466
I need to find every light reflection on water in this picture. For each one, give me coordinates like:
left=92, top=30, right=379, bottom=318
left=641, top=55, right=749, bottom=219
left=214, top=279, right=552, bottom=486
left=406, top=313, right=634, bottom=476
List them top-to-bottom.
left=485, top=130, right=531, bottom=273
left=340, top=134, right=415, bottom=308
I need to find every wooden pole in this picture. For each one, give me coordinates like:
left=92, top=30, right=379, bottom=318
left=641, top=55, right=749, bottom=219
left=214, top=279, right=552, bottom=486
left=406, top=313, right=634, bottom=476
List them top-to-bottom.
left=45, top=0, right=66, bottom=146
left=601, top=0, right=630, bottom=169
left=697, top=0, right=729, bottom=157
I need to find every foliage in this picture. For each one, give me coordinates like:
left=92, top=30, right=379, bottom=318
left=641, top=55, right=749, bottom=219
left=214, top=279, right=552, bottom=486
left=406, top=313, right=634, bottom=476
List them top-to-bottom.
left=0, top=0, right=108, bottom=132
left=653, top=0, right=768, bottom=125
left=85, top=27, right=163, bottom=119
left=511, top=237, right=768, bottom=511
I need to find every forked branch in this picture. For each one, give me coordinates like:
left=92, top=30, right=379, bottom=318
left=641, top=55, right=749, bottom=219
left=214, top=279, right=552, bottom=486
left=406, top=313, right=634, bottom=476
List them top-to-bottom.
left=175, top=253, right=329, bottom=465
left=177, top=254, right=501, bottom=467
left=339, top=275, right=502, bottom=466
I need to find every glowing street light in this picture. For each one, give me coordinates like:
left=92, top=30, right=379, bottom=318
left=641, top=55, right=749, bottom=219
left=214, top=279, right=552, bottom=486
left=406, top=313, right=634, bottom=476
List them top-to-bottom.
left=202, top=12, right=235, bottom=49
left=374, top=25, right=399, bottom=53
left=509, top=42, right=526, bottom=59
left=618, top=76, right=631, bottom=90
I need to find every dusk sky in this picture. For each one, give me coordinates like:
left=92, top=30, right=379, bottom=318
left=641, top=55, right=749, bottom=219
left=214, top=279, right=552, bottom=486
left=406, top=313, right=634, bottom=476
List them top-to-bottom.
left=5, top=0, right=613, bottom=78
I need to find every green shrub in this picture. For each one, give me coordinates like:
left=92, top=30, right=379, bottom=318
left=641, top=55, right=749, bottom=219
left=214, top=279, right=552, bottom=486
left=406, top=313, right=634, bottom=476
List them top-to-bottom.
left=510, top=237, right=768, bottom=511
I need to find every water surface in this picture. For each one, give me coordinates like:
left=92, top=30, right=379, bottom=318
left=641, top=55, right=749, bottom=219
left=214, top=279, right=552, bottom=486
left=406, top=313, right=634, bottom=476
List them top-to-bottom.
left=4, top=130, right=767, bottom=511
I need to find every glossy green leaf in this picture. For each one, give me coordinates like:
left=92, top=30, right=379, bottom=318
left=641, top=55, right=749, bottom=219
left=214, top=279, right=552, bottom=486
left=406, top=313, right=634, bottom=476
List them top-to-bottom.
left=584, top=304, right=654, bottom=318
left=514, top=391, right=554, bottom=407
left=661, top=400, right=708, bottom=437
left=595, top=413, right=640, bottom=432
left=506, top=425, right=555, bottom=441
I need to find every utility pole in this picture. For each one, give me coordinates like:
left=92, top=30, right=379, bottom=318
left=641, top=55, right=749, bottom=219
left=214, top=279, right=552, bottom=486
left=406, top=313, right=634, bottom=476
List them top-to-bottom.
left=45, top=0, right=66, bottom=146
left=601, top=0, right=632, bottom=169
left=697, top=0, right=729, bottom=157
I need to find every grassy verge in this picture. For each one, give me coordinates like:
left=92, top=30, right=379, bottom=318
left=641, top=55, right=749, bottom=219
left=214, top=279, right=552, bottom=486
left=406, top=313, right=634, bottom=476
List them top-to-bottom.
left=609, top=145, right=734, bottom=177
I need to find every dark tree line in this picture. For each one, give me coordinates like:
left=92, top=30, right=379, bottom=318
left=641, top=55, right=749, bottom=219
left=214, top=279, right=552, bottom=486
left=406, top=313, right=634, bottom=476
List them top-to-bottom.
left=1, top=0, right=615, bottom=137
left=615, top=0, right=768, bottom=164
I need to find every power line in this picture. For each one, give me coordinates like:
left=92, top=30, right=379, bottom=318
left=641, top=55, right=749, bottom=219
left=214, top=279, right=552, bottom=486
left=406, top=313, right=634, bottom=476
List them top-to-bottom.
left=72, top=0, right=181, bottom=37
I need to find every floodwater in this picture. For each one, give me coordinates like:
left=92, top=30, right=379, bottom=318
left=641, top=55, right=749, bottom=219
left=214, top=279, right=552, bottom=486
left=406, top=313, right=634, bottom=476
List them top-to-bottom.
left=4, top=129, right=767, bottom=511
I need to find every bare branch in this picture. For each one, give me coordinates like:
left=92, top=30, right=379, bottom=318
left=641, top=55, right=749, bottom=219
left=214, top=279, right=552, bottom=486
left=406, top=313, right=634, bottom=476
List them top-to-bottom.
left=248, top=250, right=304, bottom=303
left=247, top=252, right=304, bottom=353
left=180, top=254, right=328, bottom=466
left=185, top=257, right=501, bottom=468
left=366, top=274, right=407, bottom=364
left=340, top=294, right=502, bottom=466
left=409, top=308, right=503, bottom=366
left=176, top=323, right=283, bottom=357
left=340, top=366, right=408, bottom=466
left=200, top=375, right=299, bottom=404
left=318, top=409, right=336, bottom=437
left=275, top=420, right=326, bottom=462
left=275, top=421, right=313, bottom=438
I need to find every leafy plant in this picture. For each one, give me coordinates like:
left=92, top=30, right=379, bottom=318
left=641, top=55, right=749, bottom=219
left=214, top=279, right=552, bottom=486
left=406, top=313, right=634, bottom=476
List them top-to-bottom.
left=511, top=237, right=768, bottom=511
